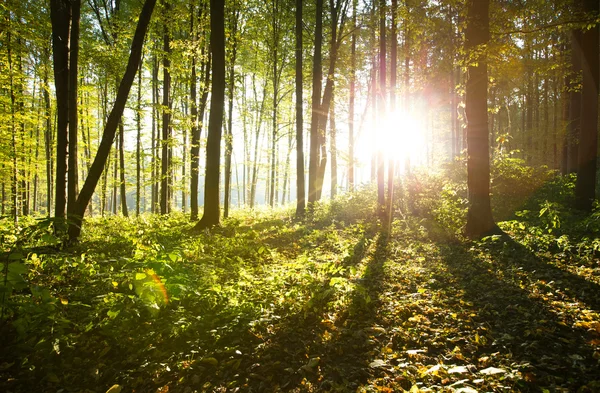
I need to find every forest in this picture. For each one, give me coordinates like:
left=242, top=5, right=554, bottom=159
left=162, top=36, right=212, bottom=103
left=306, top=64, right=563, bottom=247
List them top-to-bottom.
left=1, top=0, right=600, bottom=391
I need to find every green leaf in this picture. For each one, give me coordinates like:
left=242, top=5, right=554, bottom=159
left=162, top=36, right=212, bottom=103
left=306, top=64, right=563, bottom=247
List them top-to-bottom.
left=8, top=252, right=24, bottom=261
left=8, top=262, right=27, bottom=274
left=135, top=272, right=147, bottom=280
left=107, top=309, right=120, bottom=319
left=198, top=357, right=218, bottom=366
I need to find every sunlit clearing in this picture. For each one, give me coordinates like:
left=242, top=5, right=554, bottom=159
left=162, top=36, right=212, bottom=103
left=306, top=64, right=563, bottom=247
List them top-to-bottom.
left=371, top=109, right=427, bottom=165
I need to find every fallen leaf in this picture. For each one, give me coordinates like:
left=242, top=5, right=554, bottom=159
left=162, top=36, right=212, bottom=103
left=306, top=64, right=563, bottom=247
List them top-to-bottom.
left=480, top=367, right=506, bottom=375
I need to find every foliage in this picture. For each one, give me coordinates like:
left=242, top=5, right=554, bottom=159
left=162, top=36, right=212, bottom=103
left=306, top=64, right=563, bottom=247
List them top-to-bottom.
left=2, top=171, right=599, bottom=392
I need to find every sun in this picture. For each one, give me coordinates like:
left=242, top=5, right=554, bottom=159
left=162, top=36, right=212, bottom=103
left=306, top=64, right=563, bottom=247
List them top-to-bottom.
left=356, top=109, right=427, bottom=167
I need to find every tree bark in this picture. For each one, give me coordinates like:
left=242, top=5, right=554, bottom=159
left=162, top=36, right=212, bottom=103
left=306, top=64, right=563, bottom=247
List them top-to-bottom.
left=50, top=0, right=71, bottom=220
left=67, top=0, right=81, bottom=218
left=194, top=0, right=226, bottom=230
left=295, top=0, right=305, bottom=215
left=308, top=0, right=323, bottom=205
left=348, top=0, right=356, bottom=191
left=377, top=0, right=386, bottom=218
left=464, top=0, right=496, bottom=238
left=574, top=0, right=599, bottom=211
left=160, top=3, right=172, bottom=215
left=568, top=30, right=582, bottom=174
left=136, top=59, right=142, bottom=215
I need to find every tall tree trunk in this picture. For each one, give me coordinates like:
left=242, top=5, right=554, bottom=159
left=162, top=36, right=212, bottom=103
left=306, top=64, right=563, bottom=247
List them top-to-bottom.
left=50, top=0, right=71, bottom=220
left=67, top=0, right=157, bottom=239
left=67, top=0, right=81, bottom=218
left=194, top=0, right=225, bottom=229
left=295, top=0, right=305, bottom=215
left=308, top=0, right=323, bottom=204
left=348, top=0, right=356, bottom=192
left=377, top=0, right=386, bottom=218
left=386, top=0, right=397, bottom=230
left=464, top=0, right=496, bottom=238
left=575, top=0, right=599, bottom=211
left=160, top=3, right=172, bottom=215
left=190, top=3, right=200, bottom=220
left=224, top=7, right=239, bottom=218
left=7, top=28, right=18, bottom=223
left=568, top=30, right=582, bottom=174
left=151, top=53, right=158, bottom=213
left=43, top=54, right=53, bottom=217
left=136, top=59, right=142, bottom=215
left=250, top=80, right=266, bottom=208
left=330, top=92, right=337, bottom=198
left=119, top=119, right=128, bottom=216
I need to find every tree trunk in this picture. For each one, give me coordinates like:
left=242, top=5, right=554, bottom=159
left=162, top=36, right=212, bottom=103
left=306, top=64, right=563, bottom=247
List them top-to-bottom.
left=50, top=0, right=71, bottom=220
left=67, top=0, right=157, bottom=239
left=67, top=0, right=81, bottom=218
left=194, top=0, right=225, bottom=230
left=295, top=0, right=305, bottom=215
left=308, top=0, right=323, bottom=204
left=348, top=0, right=356, bottom=192
left=377, top=0, right=386, bottom=218
left=386, top=0, right=397, bottom=230
left=464, top=0, right=496, bottom=238
left=574, top=0, right=599, bottom=211
left=160, top=4, right=171, bottom=215
left=224, top=8, right=239, bottom=218
left=7, top=27, right=18, bottom=223
left=568, top=30, right=582, bottom=174
left=43, top=53, right=53, bottom=217
left=136, top=59, right=142, bottom=215
left=330, top=92, right=337, bottom=199
left=119, top=119, right=128, bottom=216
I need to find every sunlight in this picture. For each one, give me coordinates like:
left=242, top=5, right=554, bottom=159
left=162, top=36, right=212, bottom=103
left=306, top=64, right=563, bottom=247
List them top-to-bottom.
left=358, top=109, right=428, bottom=167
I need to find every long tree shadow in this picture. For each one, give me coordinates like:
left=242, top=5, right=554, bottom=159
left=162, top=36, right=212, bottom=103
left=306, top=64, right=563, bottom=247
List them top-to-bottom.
left=220, top=229, right=390, bottom=392
left=489, top=235, right=600, bottom=311
left=436, top=239, right=600, bottom=391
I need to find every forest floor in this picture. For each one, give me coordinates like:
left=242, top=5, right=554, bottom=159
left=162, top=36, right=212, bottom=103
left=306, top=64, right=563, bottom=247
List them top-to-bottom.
left=1, top=177, right=600, bottom=393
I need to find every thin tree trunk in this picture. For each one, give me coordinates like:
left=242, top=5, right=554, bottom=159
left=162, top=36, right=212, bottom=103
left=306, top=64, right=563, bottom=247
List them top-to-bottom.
left=50, top=0, right=71, bottom=220
left=67, top=0, right=81, bottom=218
left=194, top=0, right=226, bottom=229
left=308, top=0, right=323, bottom=204
left=348, top=0, right=356, bottom=192
left=377, top=0, right=386, bottom=218
left=386, top=0, right=397, bottom=230
left=160, top=4, right=172, bottom=215
left=224, top=8, right=239, bottom=218
left=7, top=28, right=18, bottom=223
left=568, top=30, right=582, bottom=174
left=43, top=53, right=53, bottom=217
left=136, top=59, right=142, bottom=215
left=330, top=92, right=337, bottom=199
left=119, top=119, right=128, bottom=216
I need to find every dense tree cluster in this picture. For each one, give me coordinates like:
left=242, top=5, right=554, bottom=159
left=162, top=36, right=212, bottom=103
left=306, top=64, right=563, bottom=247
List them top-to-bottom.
left=0, top=0, right=598, bottom=238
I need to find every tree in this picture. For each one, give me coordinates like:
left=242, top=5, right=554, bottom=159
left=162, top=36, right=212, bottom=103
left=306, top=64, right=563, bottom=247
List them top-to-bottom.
left=49, top=0, right=71, bottom=220
left=67, top=0, right=157, bottom=239
left=193, top=0, right=225, bottom=230
left=295, top=0, right=305, bottom=216
left=308, top=0, right=324, bottom=205
left=377, top=0, right=386, bottom=218
left=463, top=0, right=497, bottom=238
left=574, top=0, right=599, bottom=211
left=160, top=1, right=172, bottom=215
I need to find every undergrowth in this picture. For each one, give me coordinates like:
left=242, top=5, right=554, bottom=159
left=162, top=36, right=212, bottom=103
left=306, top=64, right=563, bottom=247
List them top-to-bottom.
left=1, top=160, right=599, bottom=393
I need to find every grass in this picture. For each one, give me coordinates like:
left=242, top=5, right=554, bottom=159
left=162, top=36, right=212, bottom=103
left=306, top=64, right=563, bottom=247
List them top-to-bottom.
left=1, top=169, right=600, bottom=392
